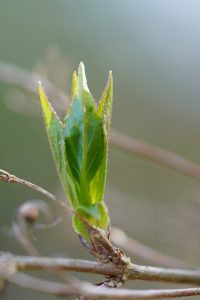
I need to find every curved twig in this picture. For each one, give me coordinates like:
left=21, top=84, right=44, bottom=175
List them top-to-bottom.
left=0, top=168, right=194, bottom=269
left=12, top=200, right=56, bottom=256
left=111, top=227, right=192, bottom=268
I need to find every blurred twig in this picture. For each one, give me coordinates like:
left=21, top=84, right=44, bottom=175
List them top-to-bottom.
left=0, top=60, right=68, bottom=110
left=1, top=61, right=200, bottom=182
left=110, top=129, right=200, bottom=181
left=0, top=169, right=193, bottom=269
left=0, top=169, right=72, bottom=213
left=0, top=169, right=57, bottom=201
left=0, top=170, right=81, bottom=287
left=111, top=227, right=192, bottom=268
left=1, top=252, right=200, bottom=284
left=2, top=252, right=200, bottom=299
left=3, top=270, right=200, bottom=300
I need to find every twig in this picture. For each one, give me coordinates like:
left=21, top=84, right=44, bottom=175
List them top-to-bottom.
left=0, top=60, right=68, bottom=109
left=1, top=60, right=200, bottom=182
left=110, top=129, right=200, bottom=181
left=0, top=168, right=194, bottom=269
left=0, top=169, right=72, bottom=214
left=0, top=169, right=58, bottom=202
left=0, top=169, right=78, bottom=286
left=111, top=227, right=192, bottom=268
left=1, top=252, right=200, bottom=285
left=0, top=253, right=119, bottom=276
left=128, top=264, right=200, bottom=285
left=2, top=266, right=200, bottom=299
left=9, top=274, right=200, bottom=299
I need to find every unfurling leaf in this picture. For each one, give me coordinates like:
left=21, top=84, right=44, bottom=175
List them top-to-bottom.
left=39, top=63, right=113, bottom=240
left=98, top=71, right=113, bottom=137
left=39, top=83, right=78, bottom=207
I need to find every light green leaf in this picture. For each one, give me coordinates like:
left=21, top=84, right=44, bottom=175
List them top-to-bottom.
left=39, top=63, right=112, bottom=241
left=64, top=63, right=106, bottom=206
left=65, top=71, right=78, bottom=117
left=71, top=71, right=78, bottom=101
left=98, top=71, right=113, bottom=137
left=39, top=83, right=78, bottom=207
left=89, top=154, right=107, bottom=203
left=73, top=203, right=109, bottom=240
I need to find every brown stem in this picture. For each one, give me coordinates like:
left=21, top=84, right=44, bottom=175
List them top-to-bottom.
left=110, top=129, right=200, bottom=181
left=0, top=169, right=72, bottom=214
left=111, top=227, right=192, bottom=268
left=1, top=253, right=200, bottom=285
left=2, top=270, right=200, bottom=299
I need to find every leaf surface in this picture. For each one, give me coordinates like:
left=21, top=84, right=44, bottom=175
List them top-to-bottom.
left=39, top=63, right=112, bottom=240
left=64, top=63, right=106, bottom=206
left=98, top=71, right=113, bottom=137
left=39, top=83, right=77, bottom=206
left=73, top=202, right=109, bottom=240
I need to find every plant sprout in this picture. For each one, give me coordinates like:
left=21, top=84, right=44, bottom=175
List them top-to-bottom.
left=39, top=63, right=113, bottom=240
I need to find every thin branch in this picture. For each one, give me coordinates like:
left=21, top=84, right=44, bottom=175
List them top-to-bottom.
left=0, top=60, right=68, bottom=109
left=1, top=60, right=200, bottom=182
left=110, top=129, right=200, bottom=181
left=0, top=168, right=195, bottom=269
left=0, top=169, right=72, bottom=214
left=0, top=169, right=58, bottom=202
left=0, top=169, right=77, bottom=286
left=111, top=227, right=192, bottom=269
left=0, top=253, right=119, bottom=276
left=1, top=253, right=200, bottom=286
left=128, top=264, right=200, bottom=285
left=2, top=269, right=200, bottom=300
left=0, top=271, right=79, bottom=296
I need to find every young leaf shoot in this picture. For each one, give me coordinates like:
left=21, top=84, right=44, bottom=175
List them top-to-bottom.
left=39, top=63, right=113, bottom=240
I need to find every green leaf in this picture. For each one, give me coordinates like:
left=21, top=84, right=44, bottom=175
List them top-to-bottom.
left=39, top=63, right=112, bottom=241
left=64, top=63, right=106, bottom=206
left=65, top=71, right=78, bottom=117
left=71, top=71, right=78, bottom=101
left=90, top=71, right=113, bottom=205
left=98, top=71, right=113, bottom=137
left=39, top=83, right=78, bottom=207
left=64, top=97, right=84, bottom=183
left=89, top=154, right=107, bottom=203
left=73, top=202, right=109, bottom=240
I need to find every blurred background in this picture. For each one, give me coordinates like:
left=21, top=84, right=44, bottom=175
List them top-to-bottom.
left=1, top=0, right=200, bottom=299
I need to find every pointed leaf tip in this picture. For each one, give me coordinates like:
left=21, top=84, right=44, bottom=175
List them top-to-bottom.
left=78, top=62, right=89, bottom=92
left=69, top=71, right=78, bottom=110
left=97, top=71, right=113, bottom=137
left=38, top=82, right=52, bottom=126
